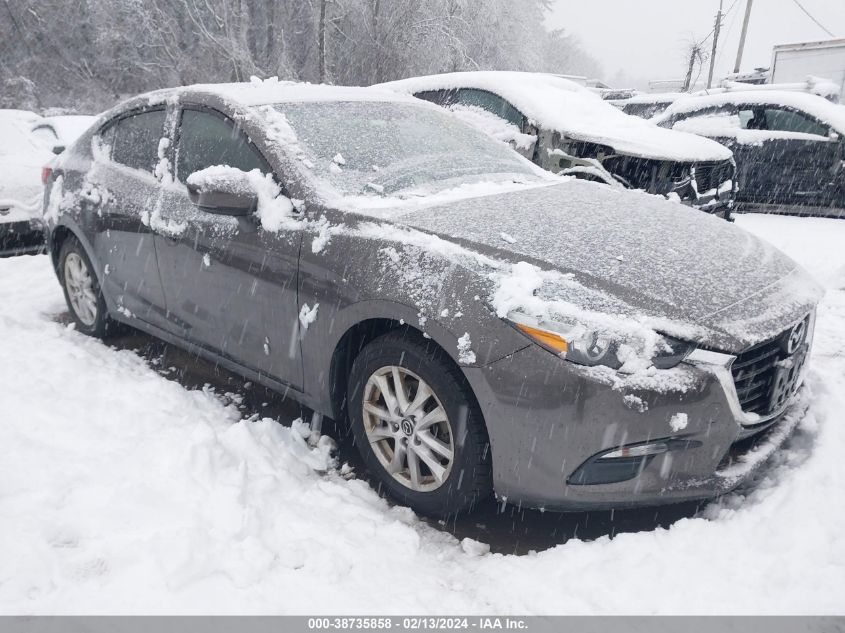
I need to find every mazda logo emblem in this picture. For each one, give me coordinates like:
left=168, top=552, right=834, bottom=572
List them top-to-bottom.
left=786, top=318, right=808, bottom=355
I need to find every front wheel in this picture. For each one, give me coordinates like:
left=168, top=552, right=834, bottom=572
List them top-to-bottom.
left=58, top=236, right=113, bottom=338
left=347, top=330, right=492, bottom=517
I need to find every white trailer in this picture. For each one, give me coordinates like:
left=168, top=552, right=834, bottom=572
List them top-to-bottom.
left=771, top=39, right=845, bottom=104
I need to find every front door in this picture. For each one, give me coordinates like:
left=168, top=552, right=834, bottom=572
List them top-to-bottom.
left=152, top=106, right=303, bottom=389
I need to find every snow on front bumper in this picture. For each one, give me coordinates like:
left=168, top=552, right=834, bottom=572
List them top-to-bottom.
left=462, top=335, right=809, bottom=512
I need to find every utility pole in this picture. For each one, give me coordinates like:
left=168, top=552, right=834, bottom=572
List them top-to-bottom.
left=707, top=0, right=723, bottom=89
left=733, top=0, right=754, bottom=74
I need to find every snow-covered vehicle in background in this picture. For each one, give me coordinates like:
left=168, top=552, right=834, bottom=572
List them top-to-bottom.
left=377, top=71, right=736, bottom=218
left=611, top=77, right=841, bottom=121
left=44, top=80, right=820, bottom=517
left=656, top=91, right=845, bottom=216
left=610, top=93, right=689, bottom=120
left=0, top=110, right=53, bottom=256
left=0, top=110, right=96, bottom=257
left=30, top=115, right=98, bottom=155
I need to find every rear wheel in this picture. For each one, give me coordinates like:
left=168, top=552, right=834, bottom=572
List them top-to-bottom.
left=58, top=237, right=113, bottom=338
left=347, top=330, right=492, bottom=517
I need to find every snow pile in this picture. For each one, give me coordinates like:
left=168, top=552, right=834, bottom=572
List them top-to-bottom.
left=378, top=71, right=732, bottom=162
left=154, top=137, right=173, bottom=184
left=186, top=165, right=295, bottom=232
left=1, top=213, right=844, bottom=613
left=298, top=303, right=319, bottom=330
left=456, top=333, right=476, bottom=365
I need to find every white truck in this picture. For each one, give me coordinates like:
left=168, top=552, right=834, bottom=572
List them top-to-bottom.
left=771, top=39, right=845, bottom=104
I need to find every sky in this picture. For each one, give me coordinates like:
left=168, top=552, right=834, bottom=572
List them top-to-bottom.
left=546, top=0, right=845, bottom=89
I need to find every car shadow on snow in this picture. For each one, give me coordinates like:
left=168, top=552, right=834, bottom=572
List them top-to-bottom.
left=54, top=313, right=708, bottom=555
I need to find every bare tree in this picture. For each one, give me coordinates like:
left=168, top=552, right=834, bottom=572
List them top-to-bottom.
left=0, top=0, right=602, bottom=111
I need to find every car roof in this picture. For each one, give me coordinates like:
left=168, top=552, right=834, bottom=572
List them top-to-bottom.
left=377, top=71, right=732, bottom=163
left=140, top=79, right=424, bottom=109
left=657, top=90, right=845, bottom=132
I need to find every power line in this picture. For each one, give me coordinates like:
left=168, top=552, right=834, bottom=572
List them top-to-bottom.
left=790, top=0, right=837, bottom=38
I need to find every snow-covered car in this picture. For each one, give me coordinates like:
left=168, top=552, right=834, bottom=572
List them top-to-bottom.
left=377, top=71, right=736, bottom=218
left=44, top=80, right=821, bottom=517
left=656, top=91, right=845, bottom=216
left=610, top=93, right=688, bottom=119
left=0, top=109, right=53, bottom=256
left=31, top=115, right=98, bottom=155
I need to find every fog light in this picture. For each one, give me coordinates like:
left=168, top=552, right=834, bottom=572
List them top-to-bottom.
left=569, top=439, right=699, bottom=486
left=598, top=442, right=669, bottom=460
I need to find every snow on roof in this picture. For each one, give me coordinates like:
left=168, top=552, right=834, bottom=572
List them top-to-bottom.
left=377, top=71, right=732, bottom=163
left=147, top=77, right=423, bottom=108
left=657, top=90, right=845, bottom=133
left=613, top=92, right=689, bottom=106
left=0, top=109, right=42, bottom=124
left=36, top=115, right=98, bottom=145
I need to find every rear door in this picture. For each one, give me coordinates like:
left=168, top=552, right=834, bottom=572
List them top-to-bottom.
left=152, top=105, right=303, bottom=389
left=90, top=108, right=169, bottom=327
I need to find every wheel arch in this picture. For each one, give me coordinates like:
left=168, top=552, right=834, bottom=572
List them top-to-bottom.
left=327, top=318, right=484, bottom=430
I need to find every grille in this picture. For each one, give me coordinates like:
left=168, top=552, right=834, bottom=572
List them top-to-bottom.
left=693, top=160, right=733, bottom=193
left=731, top=336, right=783, bottom=415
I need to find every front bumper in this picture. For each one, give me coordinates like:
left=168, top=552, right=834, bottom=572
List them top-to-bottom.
left=0, top=217, right=46, bottom=257
left=463, top=340, right=808, bottom=511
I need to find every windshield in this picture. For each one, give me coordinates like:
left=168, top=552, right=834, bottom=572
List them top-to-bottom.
left=274, top=101, right=538, bottom=199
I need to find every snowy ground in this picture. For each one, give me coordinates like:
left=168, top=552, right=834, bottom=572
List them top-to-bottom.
left=0, top=214, right=844, bottom=615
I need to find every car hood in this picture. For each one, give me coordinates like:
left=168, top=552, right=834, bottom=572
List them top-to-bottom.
left=572, top=122, right=733, bottom=163
left=396, top=179, right=821, bottom=352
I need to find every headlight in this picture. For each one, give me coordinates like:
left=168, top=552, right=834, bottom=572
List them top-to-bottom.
left=507, top=312, right=694, bottom=371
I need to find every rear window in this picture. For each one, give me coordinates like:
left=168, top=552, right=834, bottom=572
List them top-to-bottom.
left=111, top=109, right=166, bottom=173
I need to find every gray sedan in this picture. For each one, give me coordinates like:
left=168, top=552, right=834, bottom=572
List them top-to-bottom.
left=43, top=82, right=820, bottom=516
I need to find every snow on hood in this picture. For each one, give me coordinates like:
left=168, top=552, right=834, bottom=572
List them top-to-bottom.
left=377, top=72, right=733, bottom=163
left=656, top=90, right=845, bottom=134
left=395, top=178, right=821, bottom=352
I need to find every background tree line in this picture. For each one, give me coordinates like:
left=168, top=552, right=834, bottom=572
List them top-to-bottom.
left=1, top=0, right=601, bottom=112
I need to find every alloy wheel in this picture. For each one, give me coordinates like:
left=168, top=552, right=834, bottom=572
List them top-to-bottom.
left=64, top=252, right=98, bottom=327
left=362, top=365, right=455, bottom=492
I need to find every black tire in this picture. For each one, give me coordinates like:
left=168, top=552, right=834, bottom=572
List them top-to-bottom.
left=58, top=236, right=114, bottom=338
left=347, top=328, right=492, bottom=517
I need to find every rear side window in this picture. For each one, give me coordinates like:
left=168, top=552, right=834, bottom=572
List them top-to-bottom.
left=454, top=89, right=524, bottom=127
left=413, top=90, right=455, bottom=107
left=111, top=109, right=166, bottom=173
left=176, top=109, right=269, bottom=183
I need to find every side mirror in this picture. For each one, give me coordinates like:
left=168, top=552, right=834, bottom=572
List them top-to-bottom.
left=829, top=130, right=841, bottom=143
left=52, top=145, right=66, bottom=155
left=186, top=168, right=258, bottom=216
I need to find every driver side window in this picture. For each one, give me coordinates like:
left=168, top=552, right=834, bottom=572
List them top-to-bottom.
left=737, top=107, right=829, bottom=137
left=176, top=108, right=270, bottom=183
